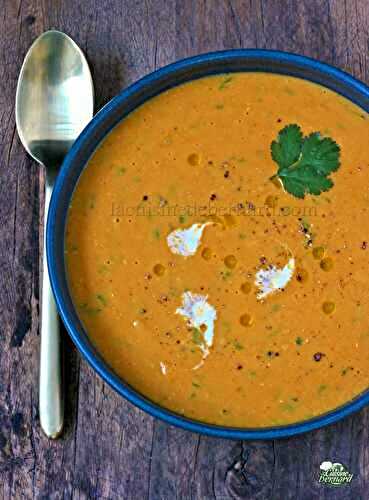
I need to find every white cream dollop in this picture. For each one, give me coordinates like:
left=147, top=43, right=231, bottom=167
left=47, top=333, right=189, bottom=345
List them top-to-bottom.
left=167, top=223, right=211, bottom=257
left=255, top=257, right=295, bottom=300
left=176, top=291, right=217, bottom=369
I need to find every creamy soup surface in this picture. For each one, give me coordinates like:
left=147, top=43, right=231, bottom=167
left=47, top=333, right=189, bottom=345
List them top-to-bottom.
left=66, top=73, right=369, bottom=427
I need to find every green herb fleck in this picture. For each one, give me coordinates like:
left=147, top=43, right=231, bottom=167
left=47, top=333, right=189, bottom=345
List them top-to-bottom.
left=219, top=75, right=233, bottom=90
left=215, top=104, right=224, bottom=110
left=270, top=124, right=341, bottom=198
left=117, top=167, right=126, bottom=175
left=87, top=195, right=96, bottom=209
left=178, top=214, right=187, bottom=224
left=300, top=217, right=314, bottom=246
left=301, top=217, right=310, bottom=232
left=153, top=228, right=161, bottom=240
left=239, top=233, right=247, bottom=240
left=68, top=244, right=78, bottom=253
left=98, top=264, right=109, bottom=274
left=221, top=269, right=233, bottom=281
left=168, top=286, right=179, bottom=298
left=96, top=294, right=107, bottom=306
left=79, top=303, right=102, bottom=316
left=271, top=304, right=281, bottom=313
left=222, top=321, right=231, bottom=333
left=192, top=328, right=203, bottom=345
left=267, top=328, right=281, bottom=338
left=296, top=336, right=304, bottom=346
left=234, top=340, right=244, bottom=351
left=341, top=367, right=353, bottom=376
left=192, top=382, right=201, bottom=388
left=318, top=384, right=327, bottom=394
left=280, top=400, right=296, bottom=412
left=281, top=402, right=294, bottom=412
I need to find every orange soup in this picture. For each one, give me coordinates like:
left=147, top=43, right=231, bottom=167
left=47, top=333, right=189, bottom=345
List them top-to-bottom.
left=66, top=73, right=369, bottom=427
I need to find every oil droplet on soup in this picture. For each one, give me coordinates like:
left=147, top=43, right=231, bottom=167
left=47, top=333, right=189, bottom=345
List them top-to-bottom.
left=65, top=72, right=369, bottom=428
left=188, top=153, right=201, bottom=166
left=224, top=255, right=237, bottom=269
left=320, top=257, right=333, bottom=271
left=153, top=263, right=165, bottom=276
left=240, top=282, right=252, bottom=294
left=322, top=301, right=336, bottom=315
left=240, top=313, right=253, bottom=327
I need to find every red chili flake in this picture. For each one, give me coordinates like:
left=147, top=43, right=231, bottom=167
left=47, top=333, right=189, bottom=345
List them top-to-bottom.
left=224, top=171, right=230, bottom=178
left=159, top=196, right=168, bottom=207
left=361, top=241, right=367, bottom=250
left=158, top=295, right=168, bottom=304
left=313, top=352, right=325, bottom=362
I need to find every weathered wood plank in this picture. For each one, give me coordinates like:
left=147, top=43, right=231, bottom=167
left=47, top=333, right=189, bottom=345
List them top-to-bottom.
left=1, top=1, right=369, bottom=499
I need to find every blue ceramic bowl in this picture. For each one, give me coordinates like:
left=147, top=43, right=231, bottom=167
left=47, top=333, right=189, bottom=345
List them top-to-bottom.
left=47, top=49, right=369, bottom=439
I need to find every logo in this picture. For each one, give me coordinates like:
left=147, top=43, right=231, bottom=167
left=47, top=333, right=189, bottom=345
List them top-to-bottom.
left=319, top=461, right=353, bottom=487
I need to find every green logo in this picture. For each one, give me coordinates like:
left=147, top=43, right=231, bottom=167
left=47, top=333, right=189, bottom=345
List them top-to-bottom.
left=319, top=461, right=353, bottom=487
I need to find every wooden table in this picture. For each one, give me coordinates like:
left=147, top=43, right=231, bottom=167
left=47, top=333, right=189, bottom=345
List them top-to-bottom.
left=1, top=1, right=369, bottom=498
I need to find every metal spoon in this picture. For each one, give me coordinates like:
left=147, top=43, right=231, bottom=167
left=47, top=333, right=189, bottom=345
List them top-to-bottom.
left=16, top=31, right=94, bottom=438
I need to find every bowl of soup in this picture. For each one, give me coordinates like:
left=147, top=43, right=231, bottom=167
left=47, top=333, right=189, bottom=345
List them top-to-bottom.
left=47, top=49, right=369, bottom=439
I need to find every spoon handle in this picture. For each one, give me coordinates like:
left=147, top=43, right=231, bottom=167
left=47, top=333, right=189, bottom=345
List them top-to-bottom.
left=39, top=172, right=63, bottom=438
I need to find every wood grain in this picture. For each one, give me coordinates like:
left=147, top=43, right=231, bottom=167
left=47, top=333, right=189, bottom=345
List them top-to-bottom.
left=1, top=1, right=369, bottom=498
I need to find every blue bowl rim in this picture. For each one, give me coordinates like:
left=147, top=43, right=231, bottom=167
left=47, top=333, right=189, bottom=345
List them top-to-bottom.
left=47, top=48, right=369, bottom=440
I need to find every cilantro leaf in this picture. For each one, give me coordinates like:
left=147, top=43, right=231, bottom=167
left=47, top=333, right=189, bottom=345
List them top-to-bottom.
left=270, top=124, right=341, bottom=199
left=271, top=124, right=303, bottom=170
left=299, top=133, right=340, bottom=174
left=279, top=166, right=333, bottom=198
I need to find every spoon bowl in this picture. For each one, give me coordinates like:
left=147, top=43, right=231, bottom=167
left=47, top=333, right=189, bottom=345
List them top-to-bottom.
left=16, top=30, right=93, bottom=438
left=16, top=30, right=93, bottom=166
